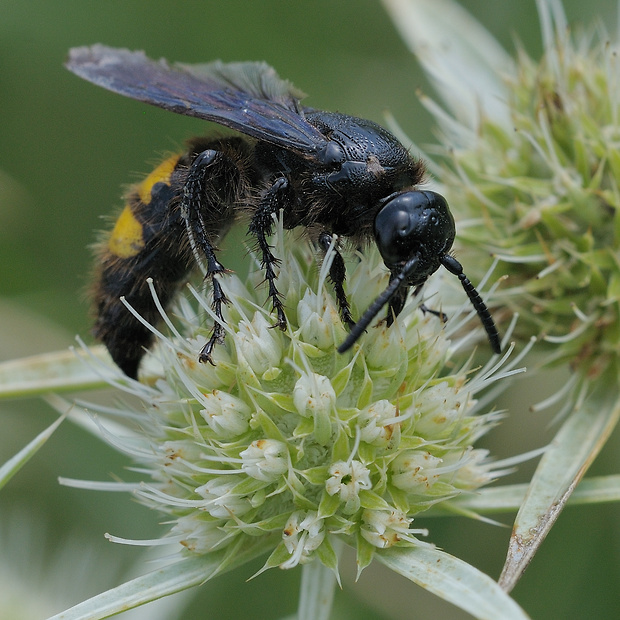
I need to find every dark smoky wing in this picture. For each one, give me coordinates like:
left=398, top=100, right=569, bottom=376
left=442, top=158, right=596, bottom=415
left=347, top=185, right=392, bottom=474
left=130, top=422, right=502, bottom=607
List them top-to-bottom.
left=66, top=45, right=326, bottom=153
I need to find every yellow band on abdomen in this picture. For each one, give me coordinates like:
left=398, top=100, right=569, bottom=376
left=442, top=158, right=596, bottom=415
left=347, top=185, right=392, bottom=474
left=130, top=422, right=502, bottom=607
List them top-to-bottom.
left=138, top=155, right=180, bottom=204
left=108, top=205, right=145, bottom=258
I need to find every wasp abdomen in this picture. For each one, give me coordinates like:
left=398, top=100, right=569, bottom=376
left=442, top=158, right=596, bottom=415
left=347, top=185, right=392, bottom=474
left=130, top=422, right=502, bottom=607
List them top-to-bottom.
left=93, top=155, right=191, bottom=379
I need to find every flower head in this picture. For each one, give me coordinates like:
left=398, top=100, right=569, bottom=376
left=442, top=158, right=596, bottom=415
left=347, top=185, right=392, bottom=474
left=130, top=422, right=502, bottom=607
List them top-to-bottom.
left=391, top=0, right=620, bottom=378
left=78, top=217, right=507, bottom=578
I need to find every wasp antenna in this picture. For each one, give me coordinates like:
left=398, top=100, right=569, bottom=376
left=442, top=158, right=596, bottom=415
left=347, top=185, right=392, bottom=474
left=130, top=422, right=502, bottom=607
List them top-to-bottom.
left=441, top=255, right=501, bottom=354
left=338, top=256, right=420, bottom=353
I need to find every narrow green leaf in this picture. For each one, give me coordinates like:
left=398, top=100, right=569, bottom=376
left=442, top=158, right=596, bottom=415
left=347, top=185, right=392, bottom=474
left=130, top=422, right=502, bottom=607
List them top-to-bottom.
left=0, top=347, right=110, bottom=399
left=499, top=378, right=620, bottom=591
left=0, top=414, right=65, bottom=490
left=569, top=474, right=620, bottom=504
left=436, top=475, right=620, bottom=516
left=47, top=538, right=273, bottom=620
left=378, top=545, right=530, bottom=620
left=46, top=555, right=221, bottom=620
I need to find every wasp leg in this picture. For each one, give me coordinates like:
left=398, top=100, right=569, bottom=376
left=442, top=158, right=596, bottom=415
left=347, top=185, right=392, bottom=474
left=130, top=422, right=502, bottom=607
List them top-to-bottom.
left=181, top=149, right=239, bottom=365
left=248, top=177, right=291, bottom=330
left=318, top=231, right=355, bottom=329
left=385, top=275, right=410, bottom=327
left=386, top=282, right=449, bottom=326
left=410, top=283, right=448, bottom=322
left=419, top=303, right=448, bottom=322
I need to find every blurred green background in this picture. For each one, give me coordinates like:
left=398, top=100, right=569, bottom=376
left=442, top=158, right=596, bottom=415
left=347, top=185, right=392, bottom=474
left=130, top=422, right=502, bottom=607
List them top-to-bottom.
left=1, top=1, right=618, bottom=618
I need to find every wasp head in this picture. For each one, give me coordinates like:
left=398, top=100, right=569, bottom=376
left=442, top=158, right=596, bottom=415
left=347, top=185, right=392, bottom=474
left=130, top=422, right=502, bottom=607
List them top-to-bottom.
left=337, top=189, right=501, bottom=355
left=374, top=190, right=455, bottom=283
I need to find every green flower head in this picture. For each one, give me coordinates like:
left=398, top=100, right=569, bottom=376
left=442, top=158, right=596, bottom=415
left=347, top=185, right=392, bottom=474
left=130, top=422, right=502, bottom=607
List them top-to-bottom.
left=398, top=0, right=620, bottom=377
left=81, top=221, right=507, bottom=578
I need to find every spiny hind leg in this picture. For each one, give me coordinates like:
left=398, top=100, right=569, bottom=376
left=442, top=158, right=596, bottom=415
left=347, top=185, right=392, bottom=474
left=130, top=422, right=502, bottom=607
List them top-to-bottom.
left=180, top=148, right=239, bottom=364
left=248, top=176, right=292, bottom=331
left=318, top=231, right=355, bottom=329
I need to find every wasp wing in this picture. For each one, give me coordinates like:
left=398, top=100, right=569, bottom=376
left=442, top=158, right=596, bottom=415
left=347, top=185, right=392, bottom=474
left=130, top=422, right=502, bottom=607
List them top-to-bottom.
left=66, top=45, right=326, bottom=153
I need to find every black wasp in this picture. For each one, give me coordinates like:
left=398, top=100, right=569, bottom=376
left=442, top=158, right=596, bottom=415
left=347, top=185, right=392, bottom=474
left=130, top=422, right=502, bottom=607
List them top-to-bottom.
left=66, top=45, right=501, bottom=379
